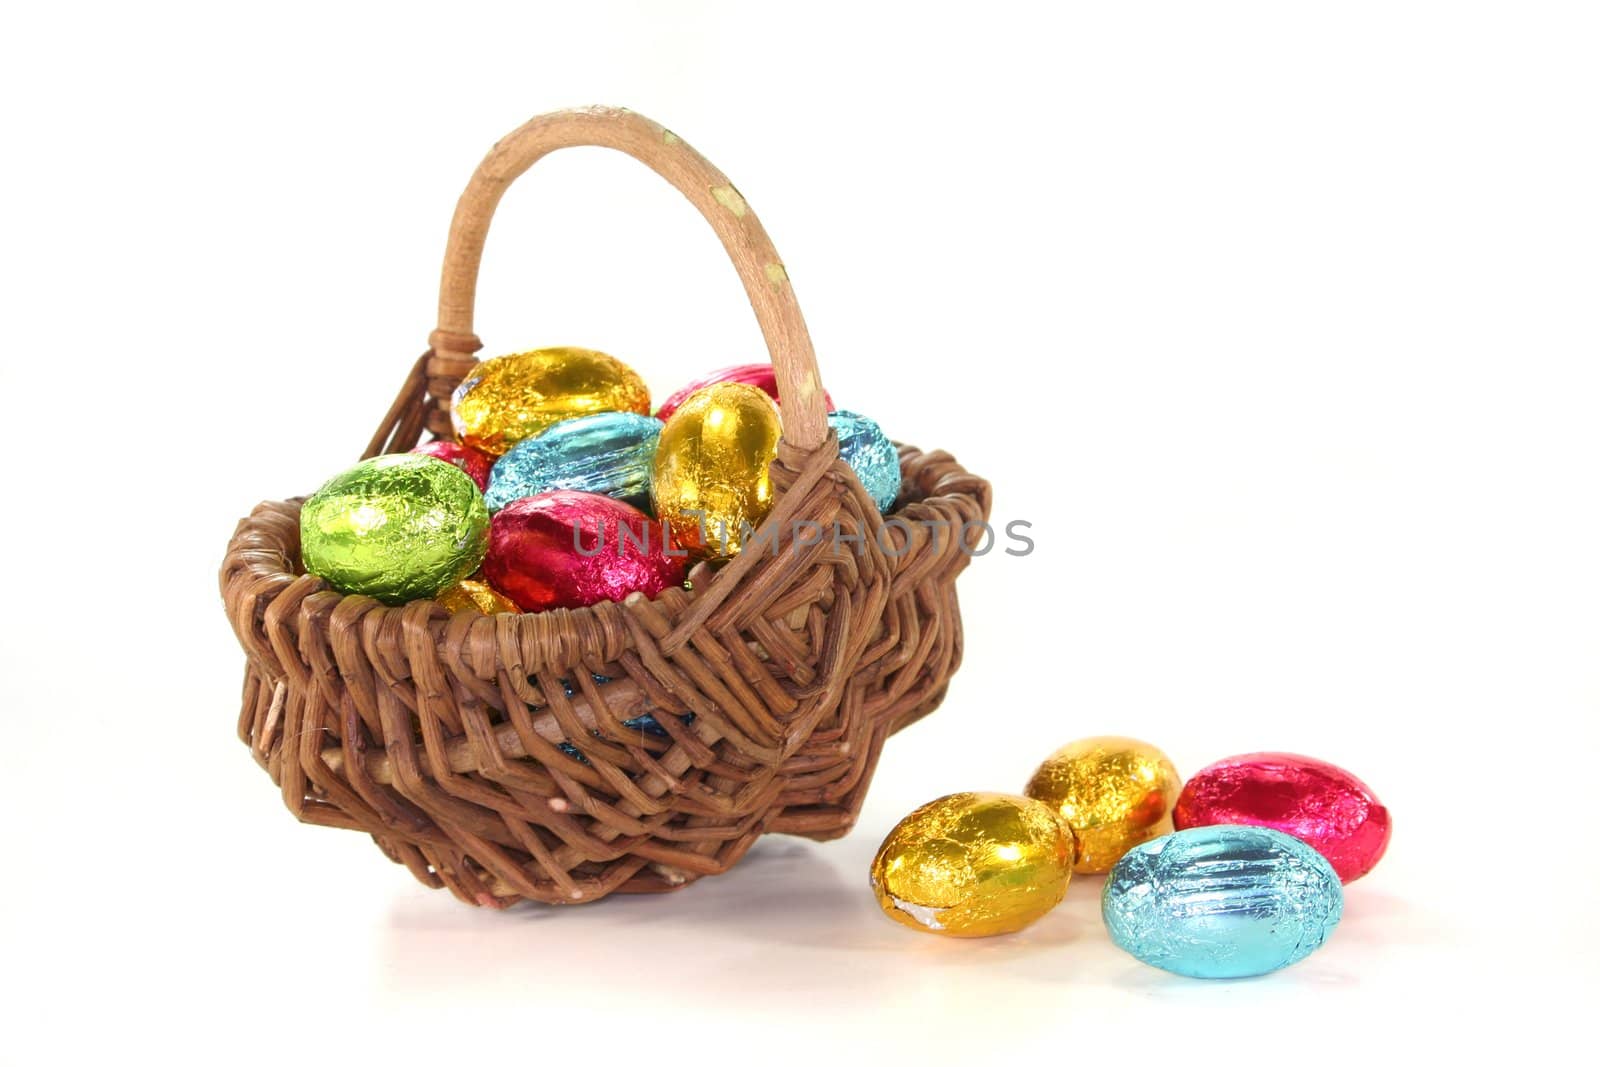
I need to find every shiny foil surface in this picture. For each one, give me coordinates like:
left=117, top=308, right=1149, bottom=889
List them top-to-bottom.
left=450, top=347, right=651, bottom=456
left=654, top=362, right=834, bottom=422
left=651, top=382, right=781, bottom=558
left=829, top=410, right=901, bottom=512
left=485, top=411, right=661, bottom=512
left=410, top=439, right=493, bottom=491
left=300, top=454, right=489, bottom=604
left=481, top=489, right=686, bottom=612
left=436, top=577, right=520, bottom=615
left=622, top=711, right=696, bottom=738
left=1024, top=736, right=1182, bottom=873
left=1174, top=753, right=1391, bottom=882
left=870, top=792, right=1074, bottom=938
left=1103, top=825, right=1344, bottom=979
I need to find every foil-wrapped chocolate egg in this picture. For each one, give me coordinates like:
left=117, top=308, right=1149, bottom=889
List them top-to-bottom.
left=450, top=347, right=651, bottom=456
left=655, top=363, right=834, bottom=423
left=651, top=382, right=781, bottom=558
left=829, top=410, right=900, bottom=512
left=485, top=411, right=661, bottom=512
left=410, top=439, right=493, bottom=491
left=300, top=454, right=489, bottom=604
left=482, top=489, right=686, bottom=612
left=436, top=577, right=520, bottom=615
left=1024, top=736, right=1182, bottom=873
left=1174, top=753, right=1391, bottom=882
left=870, top=792, right=1074, bottom=938
left=1103, top=825, right=1344, bottom=978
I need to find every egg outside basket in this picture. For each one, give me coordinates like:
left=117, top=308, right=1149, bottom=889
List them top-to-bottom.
left=220, top=107, right=992, bottom=907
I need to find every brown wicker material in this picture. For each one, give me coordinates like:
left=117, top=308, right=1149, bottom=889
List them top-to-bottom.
left=220, top=107, right=992, bottom=907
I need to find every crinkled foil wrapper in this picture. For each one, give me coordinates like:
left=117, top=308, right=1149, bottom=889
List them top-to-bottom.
left=450, top=347, right=651, bottom=456
left=655, top=362, right=834, bottom=422
left=650, top=382, right=780, bottom=558
left=829, top=409, right=902, bottom=513
left=485, top=411, right=661, bottom=512
left=411, top=439, right=493, bottom=491
left=300, top=454, right=489, bottom=605
left=482, top=489, right=685, bottom=612
left=436, top=577, right=520, bottom=615
left=1024, top=736, right=1182, bottom=873
left=1174, top=752, right=1391, bottom=882
left=869, top=792, right=1074, bottom=938
left=1103, top=825, right=1344, bottom=978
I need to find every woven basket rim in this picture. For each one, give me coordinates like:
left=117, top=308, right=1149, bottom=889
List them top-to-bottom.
left=225, top=438, right=990, bottom=644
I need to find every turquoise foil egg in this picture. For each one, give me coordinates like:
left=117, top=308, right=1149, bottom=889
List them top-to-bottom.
left=829, top=410, right=901, bottom=512
left=485, top=411, right=662, bottom=512
left=1102, top=825, right=1344, bottom=979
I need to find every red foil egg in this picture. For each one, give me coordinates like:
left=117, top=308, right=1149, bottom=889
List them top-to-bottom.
left=655, top=363, right=835, bottom=423
left=411, top=439, right=493, bottom=491
left=482, top=490, right=686, bottom=612
left=1173, top=753, right=1391, bottom=882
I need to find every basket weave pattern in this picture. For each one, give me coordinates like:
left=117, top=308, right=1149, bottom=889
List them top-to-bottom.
left=220, top=108, right=990, bottom=906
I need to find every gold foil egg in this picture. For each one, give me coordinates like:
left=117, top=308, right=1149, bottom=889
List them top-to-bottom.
left=450, top=347, right=651, bottom=456
left=650, top=381, right=781, bottom=558
left=436, top=578, right=520, bottom=615
left=1024, top=736, right=1182, bottom=874
left=869, top=792, right=1075, bottom=938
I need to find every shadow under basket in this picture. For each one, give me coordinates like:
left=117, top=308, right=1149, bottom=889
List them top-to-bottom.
left=219, top=107, right=991, bottom=907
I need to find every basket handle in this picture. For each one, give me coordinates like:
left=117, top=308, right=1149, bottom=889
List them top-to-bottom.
left=423, top=106, right=829, bottom=452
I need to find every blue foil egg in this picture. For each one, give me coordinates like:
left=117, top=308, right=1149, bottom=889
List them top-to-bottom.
left=829, top=410, right=901, bottom=513
left=485, top=412, right=662, bottom=512
left=621, top=711, right=697, bottom=738
left=1102, top=825, right=1344, bottom=979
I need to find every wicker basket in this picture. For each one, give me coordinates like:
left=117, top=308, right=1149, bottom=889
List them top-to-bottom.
left=220, top=107, right=991, bottom=907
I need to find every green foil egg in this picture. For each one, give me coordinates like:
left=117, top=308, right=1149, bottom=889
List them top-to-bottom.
left=300, top=454, right=490, bottom=604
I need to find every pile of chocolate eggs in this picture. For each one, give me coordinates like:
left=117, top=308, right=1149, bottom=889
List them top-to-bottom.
left=298, top=347, right=900, bottom=612
left=870, top=740, right=1390, bottom=979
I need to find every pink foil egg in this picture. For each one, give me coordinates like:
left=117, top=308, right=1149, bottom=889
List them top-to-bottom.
left=654, top=363, right=834, bottom=423
left=411, top=439, right=494, bottom=491
left=482, top=489, right=686, bottom=612
left=1173, top=752, right=1391, bottom=882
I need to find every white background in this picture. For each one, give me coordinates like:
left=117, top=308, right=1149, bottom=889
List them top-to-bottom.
left=3, top=1, right=1596, bottom=1061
